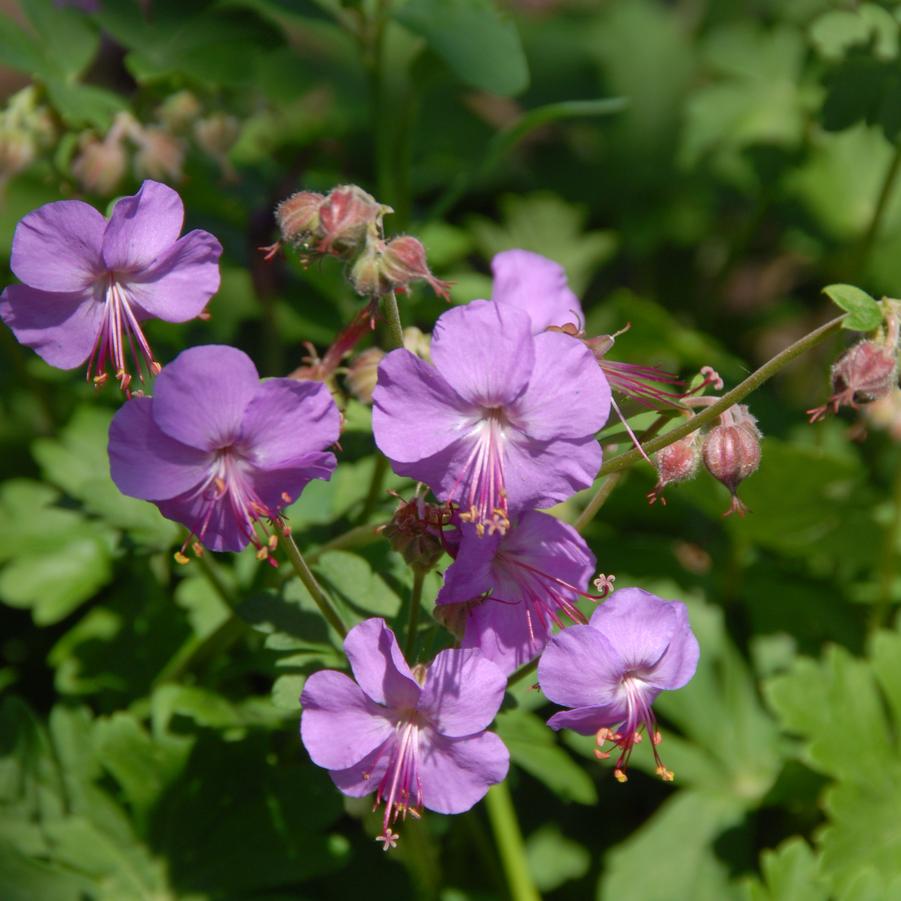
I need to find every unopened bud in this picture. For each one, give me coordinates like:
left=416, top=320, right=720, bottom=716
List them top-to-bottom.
left=157, top=90, right=202, bottom=132
left=193, top=113, right=239, bottom=178
left=134, top=126, right=185, bottom=182
left=0, top=127, right=35, bottom=181
left=72, top=135, right=127, bottom=195
left=317, top=185, right=387, bottom=256
left=276, top=191, right=325, bottom=248
left=381, top=236, right=451, bottom=299
left=809, top=339, right=899, bottom=422
left=346, top=347, right=385, bottom=404
left=702, top=406, right=761, bottom=517
left=648, top=433, right=700, bottom=505
left=381, top=495, right=448, bottom=574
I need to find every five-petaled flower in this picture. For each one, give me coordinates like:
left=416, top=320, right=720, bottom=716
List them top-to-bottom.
left=0, top=180, right=221, bottom=393
left=372, top=300, right=610, bottom=537
left=108, top=344, right=340, bottom=558
left=436, top=509, right=607, bottom=674
left=538, top=587, right=699, bottom=783
left=300, top=618, right=509, bottom=850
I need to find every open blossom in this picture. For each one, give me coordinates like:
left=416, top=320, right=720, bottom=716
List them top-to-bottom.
left=0, top=180, right=221, bottom=392
left=373, top=300, right=610, bottom=536
left=108, top=344, right=340, bottom=557
left=436, top=510, right=605, bottom=674
left=538, top=587, right=699, bottom=783
left=300, top=618, right=509, bottom=850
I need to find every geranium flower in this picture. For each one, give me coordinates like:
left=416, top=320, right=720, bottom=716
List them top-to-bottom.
left=1, top=180, right=221, bottom=392
left=372, top=300, right=610, bottom=537
left=108, top=344, right=340, bottom=557
left=435, top=509, right=606, bottom=674
left=538, top=587, right=699, bottom=782
left=300, top=618, right=509, bottom=850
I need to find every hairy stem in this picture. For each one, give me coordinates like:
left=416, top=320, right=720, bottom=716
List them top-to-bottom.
left=380, top=289, right=405, bottom=350
left=282, top=533, right=348, bottom=638
left=404, top=569, right=425, bottom=661
left=484, top=782, right=542, bottom=901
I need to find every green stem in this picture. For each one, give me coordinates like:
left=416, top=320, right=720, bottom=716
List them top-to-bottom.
left=856, top=142, right=901, bottom=277
left=380, top=289, right=405, bottom=350
left=592, top=315, right=845, bottom=484
left=359, top=454, right=391, bottom=523
left=572, top=472, right=625, bottom=534
left=282, top=532, right=348, bottom=638
left=404, top=569, right=425, bottom=660
left=507, top=658, right=537, bottom=689
left=484, top=782, right=541, bottom=901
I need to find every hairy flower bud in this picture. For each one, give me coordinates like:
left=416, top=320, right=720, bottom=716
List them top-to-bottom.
left=157, top=90, right=202, bottom=132
left=193, top=113, right=239, bottom=179
left=134, top=126, right=185, bottom=182
left=0, top=127, right=35, bottom=182
left=72, top=135, right=127, bottom=195
left=317, top=185, right=387, bottom=257
left=275, top=191, right=325, bottom=248
left=350, top=235, right=450, bottom=299
left=346, top=347, right=384, bottom=404
left=702, top=406, right=761, bottom=517
left=648, top=433, right=700, bottom=505
left=381, top=495, right=449, bottom=573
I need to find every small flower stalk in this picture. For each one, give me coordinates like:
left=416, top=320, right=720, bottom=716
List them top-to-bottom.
left=648, top=432, right=701, bottom=505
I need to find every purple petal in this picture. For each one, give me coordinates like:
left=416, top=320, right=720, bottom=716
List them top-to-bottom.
left=102, top=181, right=184, bottom=272
left=11, top=199, right=105, bottom=291
left=123, top=230, right=222, bottom=322
left=491, top=249, right=583, bottom=333
left=0, top=284, right=101, bottom=369
left=430, top=300, right=535, bottom=406
left=512, top=331, right=610, bottom=441
left=151, top=345, right=260, bottom=450
left=372, top=350, right=473, bottom=464
left=241, top=379, right=341, bottom=469
left=108, top=396, right=212, bottom=501
left=503, top=433, right=602, bottom=510
left=155, top=490, right=249, bottom=553
left=498, top=510, right=595, bottom=590
left=435, top=527, right=499, bottom=606
left=587, top=588, right=679, bottom=672
left=461, top=593, right=551, bottom=676
left=642, top=601, right=700, bottom=691
left=343, top=618, right=421, bottom=709
left=537, top=624, right=626, bottom=709
left=418, top=649, right=506, bottom=737
left=300, top=670, right=394, bottom=771
left=546, top=704, right=628, bottom=735
left=419, top=732, right=509, bottom=814
left=329, top=739, right=392, bottom=797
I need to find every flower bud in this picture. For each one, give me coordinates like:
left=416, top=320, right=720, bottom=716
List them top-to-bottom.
left=157, top=90, right=202, bottom=132
left=193, top=113, right=239, bottom=178
left=134, top=126, right=185, bottom=182
left=0, top=127, right=35, bottom=182
left=72, top=135, right=127, bottom=195
left=317, top=185, right=388, bottom=257
left=276, top=191, right=325, bottom=248
left=381, top=236, right=451, bottom=299
left=809, top=339, right=899, bottom=422
left=346, top=347, right=384, bottom=404
left=702, top=406, right=761, bottom=517
left=648, top=433, right=700, bottom=505
left=381, top=495, right=448, bottom=574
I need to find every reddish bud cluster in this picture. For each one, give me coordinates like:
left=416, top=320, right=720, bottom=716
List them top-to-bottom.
left=351, top=235, right=451, bottom=300
left=381, top=494, right=451, bottom=573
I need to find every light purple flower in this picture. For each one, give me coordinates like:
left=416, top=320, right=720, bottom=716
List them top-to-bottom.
left=1, top=180, right=221, bottom=393
left=372, top=300, right=610, bottom=537
left=108, top=344, right=340, bottom=555
left=436, top=510, right=603, bottom=675
left=538, top=587, right=699, bottom=783
left=300, top=618, right=509, bottom=850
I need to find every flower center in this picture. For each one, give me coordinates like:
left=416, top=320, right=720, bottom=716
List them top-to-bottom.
left=86, top=273, right=161, bottom=394
left=456, top=407, right=511, bottom=537
left=593, top=671, right=674, bottom=783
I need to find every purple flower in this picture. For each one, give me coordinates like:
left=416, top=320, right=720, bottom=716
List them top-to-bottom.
left=1, top=180, right=221, bottom=393
left=372, top=300, right=610, bottom=537
left=108, top=344, right=340, bottom=556
left=436, top=510, right=604, bottom=675
left=538, top=587, right=699, bottom=783
left=300, top=618, right=509, bottom=850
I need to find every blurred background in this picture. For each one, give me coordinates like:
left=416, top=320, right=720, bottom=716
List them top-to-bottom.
left=1, top=1, right=900, bottom=898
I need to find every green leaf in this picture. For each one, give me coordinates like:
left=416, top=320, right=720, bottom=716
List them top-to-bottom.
left=21, top=0, right=101, bottom=77
left=394, top=0, right=529, bottom=96
left=810, top=5, right=898, bottom=62
left=43, top=81, right=126, bottom=130
left=822, top=284, right=884, bottom=331
left=314, top=550, right=402, bottom=618
left=495, top=709, right=597, bottom=805
left=599, top=791, right=746, bottom=901
left=526, top=824, right=590, bottom=893
left=741, top=838, right=829, bottom=901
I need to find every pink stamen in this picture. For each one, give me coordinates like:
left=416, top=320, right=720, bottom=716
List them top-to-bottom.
left=455, top=408, right=511, bottom=537
left=370, top=718, right=425, bottom=850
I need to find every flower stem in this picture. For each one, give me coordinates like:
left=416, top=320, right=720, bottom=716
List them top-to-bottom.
left=855, top=141, right=901, bottom=277
left=380, top=289, right=405, bottom=350
left=593, top=315, right=845, bottom=485
left=871, top=455, right=901, bottom=632
left=573, top=471, right=626, bottom=534
left=281, top=532, right=348, bottom=638
left=404, top=569, right=425, bottom=661
left=484, top=782, right=541, bottom=901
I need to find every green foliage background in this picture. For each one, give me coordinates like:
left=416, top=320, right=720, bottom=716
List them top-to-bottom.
left=1, top=0, right=901, bottom=898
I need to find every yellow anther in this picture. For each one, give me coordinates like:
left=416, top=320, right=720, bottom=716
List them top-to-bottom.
left=281, top=492, right=293, bottom=504
left=256, top=547, right=269, bottom=561
left=174, top=551, right=190, bottom=565
left=656, top=766, right=675, bottom=782
left=614, top=768, right=628, bottom=783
